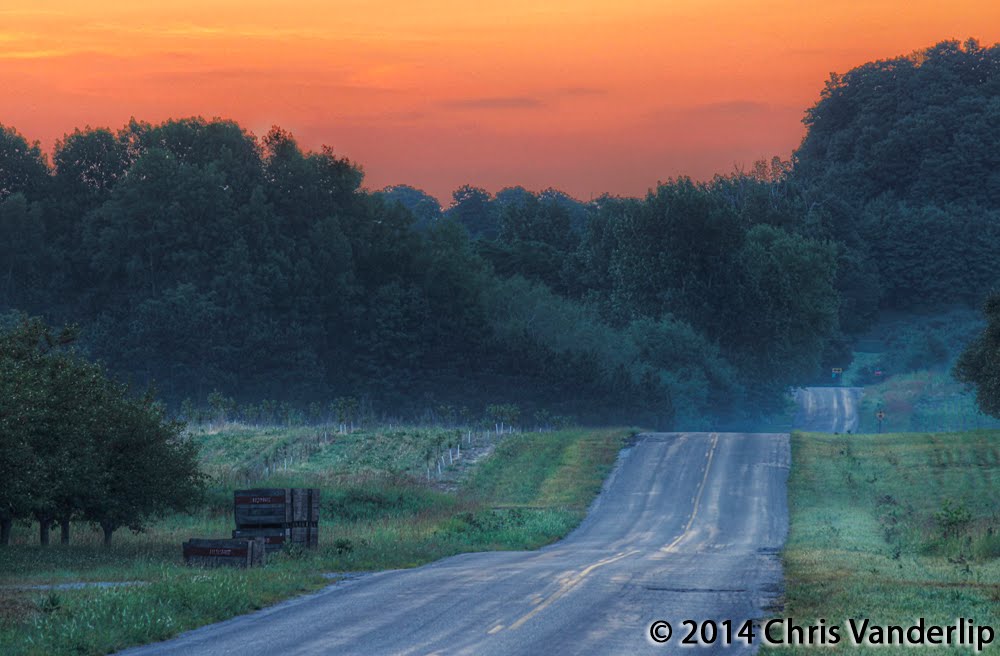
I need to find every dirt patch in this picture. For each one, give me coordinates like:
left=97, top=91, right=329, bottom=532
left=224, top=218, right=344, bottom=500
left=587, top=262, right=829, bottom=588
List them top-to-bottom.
left=426, top=429, right=528, bottom=492
left=432, top=441, right=497, bottom=492
left=0, top=590, right=40, bottom=624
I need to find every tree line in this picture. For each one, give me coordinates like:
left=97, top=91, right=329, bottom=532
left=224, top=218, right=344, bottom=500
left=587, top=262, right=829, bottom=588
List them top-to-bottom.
left=2, top=38, right=999, bottom=429
left=0, top=120, right=836, bottom=428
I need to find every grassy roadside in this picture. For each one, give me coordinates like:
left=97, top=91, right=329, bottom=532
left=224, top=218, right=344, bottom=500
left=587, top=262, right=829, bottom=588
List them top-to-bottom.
left=853, top=370, right=1000, bottom=434
left=0, top=426, right=636, bottom=655
left=768, top=430, right=1000, bottom=653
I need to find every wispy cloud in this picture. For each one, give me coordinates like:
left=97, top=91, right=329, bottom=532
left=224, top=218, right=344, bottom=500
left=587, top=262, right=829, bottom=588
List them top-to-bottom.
left=0, top=9, right=67, bottom=17
left=80, top=22, right=329, bottom=41
left=0, top=31, right=39, bottom=43
left=784, top=46, right=873, bottom=58
left=0, top=49, right=75, bottom=60
left=143, top=68, right=409, bottom=96
left=556, top=86, right=607, bottom=97
left=438, top=87, right=606, bottom=111
left=439, top=96, right=544, bottom=110
left=646, top=100, right=791, bottom=122
left=692, top=100, right=772, bottom=114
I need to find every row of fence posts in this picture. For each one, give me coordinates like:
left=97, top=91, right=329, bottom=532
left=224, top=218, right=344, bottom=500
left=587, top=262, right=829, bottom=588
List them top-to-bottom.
left=230, top=426, right=526, bottom=486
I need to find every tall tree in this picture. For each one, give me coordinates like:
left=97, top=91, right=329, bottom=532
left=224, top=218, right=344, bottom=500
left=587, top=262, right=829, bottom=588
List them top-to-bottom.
left=0, top=124, right=49, bottom=202
left=379, top=184, right=442, bottom=230
left=446, top=185, right=496, bottom=239
left=0, top=194, right=45, bottom=310
left=955, top=294, right=1000, bottom=418
left=0, top=315, right=204, bottom=546
left=84, top=389, right=203, bottom=546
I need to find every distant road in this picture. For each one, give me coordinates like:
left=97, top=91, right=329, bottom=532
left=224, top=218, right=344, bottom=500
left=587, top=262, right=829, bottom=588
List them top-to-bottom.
left=794, top=387, right=864, bottom=433
left=121, top=433, right=790, bottom=655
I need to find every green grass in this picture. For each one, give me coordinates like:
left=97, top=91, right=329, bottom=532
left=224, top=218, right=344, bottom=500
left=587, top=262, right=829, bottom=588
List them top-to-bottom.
left=855, top=370, right=1000, bottom=434
left=191, top=424, right=467, bottom=487
left=0, top=426, right=635, bottom=655
left=469, top=427, right=625, bottom=506
left=767, top=430, right=1000, bottom=654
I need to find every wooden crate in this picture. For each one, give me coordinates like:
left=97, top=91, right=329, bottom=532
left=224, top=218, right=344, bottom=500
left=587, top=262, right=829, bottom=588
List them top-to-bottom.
left=233, top=488, right=320, bottom=551
left=234, top=488, right=292, bottom=526
left=234, top=488, right=321, bottom=526
left=235, top=488, right=321, bottom=549
left=290, top=488, right=321, bottom=523
left=291, top=488, right=320, bottom=548
left=290, top=521, right=319, bottom=547
left=232, top=527, right=290, bottom=553
left=183, top=538, right=266, bottom=568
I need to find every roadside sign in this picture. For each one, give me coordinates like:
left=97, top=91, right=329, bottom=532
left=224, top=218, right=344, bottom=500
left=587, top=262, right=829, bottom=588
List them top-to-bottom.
left=832, top=368, right=843, bottom=374
left=874, top=369, right=883, bottom=377
left=876, top=411, right=885, bottom=421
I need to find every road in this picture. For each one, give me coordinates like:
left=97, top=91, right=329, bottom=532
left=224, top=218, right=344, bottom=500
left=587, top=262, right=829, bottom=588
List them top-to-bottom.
left=793, top=386, right=863, bottom=433
left=122, top=433, right=790, bottom=655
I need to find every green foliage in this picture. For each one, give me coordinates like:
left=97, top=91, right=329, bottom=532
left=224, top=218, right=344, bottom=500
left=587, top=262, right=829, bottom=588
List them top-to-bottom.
left=795, top=39, right=1000, bottom=311
left=798, top=39, right=1000, bottom=208
left=0, top=124, right=49, bottom=202
left=569, top=178, right=841, bottom=412
left=377, top=184, right=441, bottom=230
left=446, top=185, right=496, bottom=239
left=0, top=194, right=45, bottom=310
left=728, top=224, right=839, bottom=397
left=479, top=275, right=675, bottom=426
left=955, top=293, right=1000, bottom=418
left=0, top=315, right=204, bottom=546
left=627, top=316, right=742, bottom=422
left=872, top=316, right=976, bottom=383
left=206, top=391, right=236, bottom=425
left=84, top=392, right=204, bottom=543
left=485, top=403, right=520, bottom=428
left=932, top=498, right=972, bottom=540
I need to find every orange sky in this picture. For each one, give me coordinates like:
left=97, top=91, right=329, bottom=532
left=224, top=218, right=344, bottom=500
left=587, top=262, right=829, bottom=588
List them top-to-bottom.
left=1, top=1, right=998, bottom=202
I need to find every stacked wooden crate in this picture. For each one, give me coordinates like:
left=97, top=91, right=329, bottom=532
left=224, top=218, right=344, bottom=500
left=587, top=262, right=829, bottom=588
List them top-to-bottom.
left=233, top=488, right=320, bottom=552
left=183, top=537, right=267, bottom=568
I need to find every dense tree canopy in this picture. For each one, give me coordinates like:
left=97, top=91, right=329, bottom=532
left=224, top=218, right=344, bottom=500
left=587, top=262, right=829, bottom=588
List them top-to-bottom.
left=793, top=38, right=1000, bottom=310
left=2, top=39, right=996, bottom=427
left=0, top=119, right=686, bottom=426
left=955, top=294, right=1000, bottom=418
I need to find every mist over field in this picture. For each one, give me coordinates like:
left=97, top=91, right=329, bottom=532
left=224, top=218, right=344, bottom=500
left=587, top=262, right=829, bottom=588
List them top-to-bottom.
left=3, top=26, right=1000, bottom=656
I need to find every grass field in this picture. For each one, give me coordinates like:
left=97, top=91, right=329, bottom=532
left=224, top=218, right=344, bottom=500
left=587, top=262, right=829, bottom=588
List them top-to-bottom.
left=852, top=369, right=1000, bottom=434
left=0, top=425, right=635, bottom=655
left=768, top=430, right=1000, bottom=653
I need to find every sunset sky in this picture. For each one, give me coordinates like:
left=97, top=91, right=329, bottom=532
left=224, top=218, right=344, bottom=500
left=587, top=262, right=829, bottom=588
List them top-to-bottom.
left=1, top=1, right=998, bottom=202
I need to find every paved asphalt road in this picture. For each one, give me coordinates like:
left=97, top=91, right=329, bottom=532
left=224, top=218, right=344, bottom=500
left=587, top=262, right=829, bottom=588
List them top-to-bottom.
left=793, top=386, right=863, bottom=433
left=122, top=432, right=790, bottom=655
